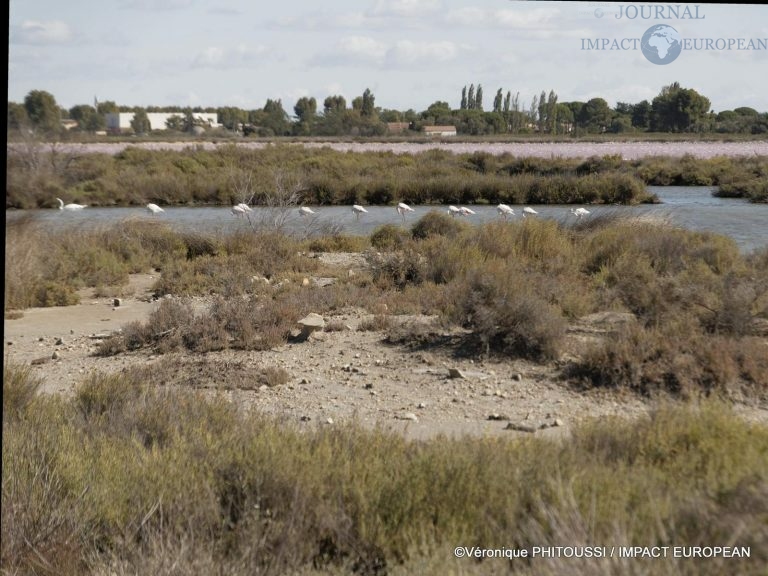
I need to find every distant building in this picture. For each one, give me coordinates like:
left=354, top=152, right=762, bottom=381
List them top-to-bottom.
left=105, top=112, right=220, bottom=133
left=386, top=122, right=410, bottom=134
left=423, top=125, right=457, bottom=137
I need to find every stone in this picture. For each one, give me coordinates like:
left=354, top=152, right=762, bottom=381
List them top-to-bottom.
left=113, top=298, right=122, bottom=307
left=297, top=313, right=325, bottom=340
left=55, top=338, right=64, bottom=346
left=51, top=351, right=60, bottom=360
left=31, top=356, right=49, bottom=365
left=448, top=368, right=466, bottom=379
left=513, top=373, right=523, bottom=382
left=417, top=402, right=426, bottom=409
left=398, top=412, right=419, bottom=422
left=487, top=413, right=508, bottom=421
left=553, top=418, right=564, bottom=427
left=505, top=422, right=537, bottom=433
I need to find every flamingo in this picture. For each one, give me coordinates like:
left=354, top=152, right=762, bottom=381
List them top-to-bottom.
left=56, top=198, right=87, bottom=211
left=396, top=202, right=415, bottom=222
left=146, top=203, right=164, bottom=214
left=236, top=203, right=253, bottom=213
left=231, top=204, right=248, bottom=217
left=497, top=204, right=515, bottom=219
left=352, top=205, right=368, bottom=220
left=448, top=205, right=461, bottom=217
left=299, top=206, right=316, bottom=217
left=459, top=207, right=476, bottom=216
left=522, top=207, right=538, bottom=218
left=571, top=207, right=590, bottom=218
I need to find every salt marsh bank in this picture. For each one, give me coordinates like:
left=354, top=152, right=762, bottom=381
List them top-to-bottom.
left=21, top=140, right=768, bottom=158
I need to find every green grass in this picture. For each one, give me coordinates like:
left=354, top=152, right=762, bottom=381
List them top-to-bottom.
left=3, top=364, right=767, bottom=575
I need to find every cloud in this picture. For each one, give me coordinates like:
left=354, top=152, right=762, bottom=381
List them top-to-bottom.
left=119, top=0, right=194, bottom=10
left=369, top=0, right=443, bottom=17
left=11, top=20, right=73, bottom=45
left=311, top=36, right=388, bottom=66
left=384, top=40, right=458, bottom=67
left=192, top=44, right=270, bottom=68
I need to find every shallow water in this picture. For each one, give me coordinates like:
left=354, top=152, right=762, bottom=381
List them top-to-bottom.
left=6, top=187, right=767, bottom=252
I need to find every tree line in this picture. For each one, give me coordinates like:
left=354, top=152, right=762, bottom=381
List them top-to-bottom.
left=7, top=82, right=768, bottom=138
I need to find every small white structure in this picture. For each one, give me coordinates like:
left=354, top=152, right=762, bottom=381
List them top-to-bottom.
left=105, top=112, right=220, bottom=133
left=423, top=125, right=457, bottom=137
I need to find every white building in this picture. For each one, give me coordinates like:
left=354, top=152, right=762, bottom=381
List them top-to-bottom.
left=105, top=112, right=220, bottom=133
left=423, top=125, right=457, bottom=137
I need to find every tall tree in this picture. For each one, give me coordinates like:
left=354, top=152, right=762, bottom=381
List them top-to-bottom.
left=651, top=83, right=711, bottom=132
left=467, top=84, right=475, bottom=110
left=475, top=84, right=483, bottom=111
left=460, top=86, right=468, bottom=110
left=361, top=88, right=376, bottom=117
left=493, top=88, right=503, bottom=113
left=24, top=90, right=61, bottom=133
left=538, top=90, right=547, bottom=132
left=546, top=90, right=558, bottom=134
left=503, top=91, right=511, bottom=114
left=323, top=95, right=346, bottom=114
left=578, top=98, right=611, bottom=133
left=8, top=102, right=29, bottom=130
left=130, top=108, right=151, bottom=134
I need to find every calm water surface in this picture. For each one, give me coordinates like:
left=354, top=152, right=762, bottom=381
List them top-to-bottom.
left=7, top=187, right=767, bottom=252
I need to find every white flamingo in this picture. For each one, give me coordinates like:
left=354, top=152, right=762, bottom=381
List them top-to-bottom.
left=56, top=198, right=87, bottom=211
left=396, top=202, right=415, bottom=222
left=146, top=203, right=164, bottom=214
left=236, top=203, right=253, bottom=213
left=231, top=204, right=248, bottom=217
left=497, top=204, right=515, bottom=219
left=352, top=205, right=368, bottom=220
left=448, top=205, right=461, bottom=217
left=299, top=206, right=316, bottom=217
left=459, top=207, right=476, bottom=216
left=522, top=207, right=538, bottom=218
left=571, top=207, right=590, bottom=218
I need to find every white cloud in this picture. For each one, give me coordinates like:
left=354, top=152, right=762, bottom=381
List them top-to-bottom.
left=119, top=0, right=194, bottom=10
left=369, top=0, right=443, bottom=17
left=11, top=20, right=73, bottom=45
left=311, top=36, right=388, bottom=66
left=385, top=40, right=458, bottom=66
left=192, top=44, right=269, bottom=68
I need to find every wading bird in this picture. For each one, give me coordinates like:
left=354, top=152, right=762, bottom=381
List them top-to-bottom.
left=56, top=198, right=87, bottom=211
left=396, top=202, right=415, bottom=221
left=146, top=203, right=164, bottom=214
left=236, top=203, right=253, bottom=213
left=231, top=204, right=248, bottom=217
left=352, top=204, right=368, bottom=220
left=497, top=204, right=515, bottom=219
left=448, top=205, right=461, bottom=217
left=299, top=206, right=316, bottom=217
left=459, top=206, right=476, bottom=216
left=522, top=207, right=538, bottom=218
left=571, top=207, right=590, bottom=218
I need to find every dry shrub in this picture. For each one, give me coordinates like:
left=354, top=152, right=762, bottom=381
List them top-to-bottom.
left=410, top=210, right=468, bottom=240
left=370, top=224, right=410, bottom=251
left=306, top=234, right=369, bottom=253
left=367, top=248, right=425, bottom=290
left=453, top=263, right=567, bottom=360
left=358, top=315, right=393, bottom=332
left=574, top=322, right=768, bottom=398
left=3, top=360, right=43, bottom=420
left=259, top=366, right=290, bottom=388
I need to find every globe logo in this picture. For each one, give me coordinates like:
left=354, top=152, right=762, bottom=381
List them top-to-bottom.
left=641, top=24, right=682, bottom=65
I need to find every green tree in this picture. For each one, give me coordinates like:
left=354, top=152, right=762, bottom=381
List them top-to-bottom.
left=651, top=83, right=711, bottom=132
left=467, top=84, right=475, bottom=110
left=475, top=84, right=483, bottom=111
left=460, top=86, right=468, bottom=110
left=361, top=88, right=376, bottom=118
left=493, top=89, right=503, bottom=113
left=23, top=90, right=61, bottom=133
left=503, top=91, right=511, bottom=114
left=323, top=95, right=346, bottom=114
left=293, top=96, right=317, bottom=135
left=578, top=98, right=611, bottom=133
left=631, top=100, right=651, bottom=130
left=7, top=102, right=29, bottom=130
left=69, top=104, right=105, bottom=132
left=217, top=106, right=248, bottom=131
left=130, top=108, right=151, bottom=134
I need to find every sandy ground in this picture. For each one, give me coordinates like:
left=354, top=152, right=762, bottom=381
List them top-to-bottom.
left=5, top=269, right=767, bottom=440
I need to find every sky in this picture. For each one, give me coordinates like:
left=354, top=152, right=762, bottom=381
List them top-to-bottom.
left=7, top=1, right=768, bottom=115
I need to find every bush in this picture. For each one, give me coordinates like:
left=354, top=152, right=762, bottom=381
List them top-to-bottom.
left=411, top=210, right=468, bottom=240
left=370, top=224, right=410, bottom=251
